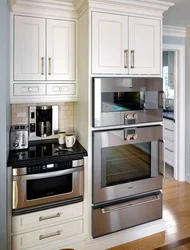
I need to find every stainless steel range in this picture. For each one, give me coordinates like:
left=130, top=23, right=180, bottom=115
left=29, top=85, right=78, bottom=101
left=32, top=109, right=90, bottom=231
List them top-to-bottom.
left=92, top=77, right=164, bottom=238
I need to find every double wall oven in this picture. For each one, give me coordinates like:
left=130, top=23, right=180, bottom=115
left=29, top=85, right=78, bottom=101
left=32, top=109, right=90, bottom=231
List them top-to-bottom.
left=92, top=78, right=164, bottom=238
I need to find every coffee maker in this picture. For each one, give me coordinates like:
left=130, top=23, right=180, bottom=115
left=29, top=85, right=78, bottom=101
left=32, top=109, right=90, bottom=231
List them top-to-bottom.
left=29, top=106, right=58, bottom=138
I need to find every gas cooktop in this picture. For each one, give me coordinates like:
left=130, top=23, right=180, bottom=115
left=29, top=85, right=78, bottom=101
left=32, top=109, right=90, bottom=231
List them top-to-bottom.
left=8, top=139, right=87, bottom=168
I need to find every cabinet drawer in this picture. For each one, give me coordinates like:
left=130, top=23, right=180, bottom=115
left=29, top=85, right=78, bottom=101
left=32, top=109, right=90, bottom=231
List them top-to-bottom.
left=14, top=84, right=45, bottom=96
left=47, top=84, right=75, bottom=95
left=163, top=126, right=174, bottom=141
left=165, top=140, right=174, bottom=152
left=165, top=148, right=174, bottom=161
left=92, top=193, right=162, bottom=238
left=12, top=202, right=83, bottom=233
left=12, top=219, right=83, bottom=250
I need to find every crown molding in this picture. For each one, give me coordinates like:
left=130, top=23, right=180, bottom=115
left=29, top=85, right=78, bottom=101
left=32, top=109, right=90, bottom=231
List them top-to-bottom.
left=10, top=0, right=78, bottom=19
left=73, top=0, right=174, bottom=18
left=163, top=25, right=186, bottom=38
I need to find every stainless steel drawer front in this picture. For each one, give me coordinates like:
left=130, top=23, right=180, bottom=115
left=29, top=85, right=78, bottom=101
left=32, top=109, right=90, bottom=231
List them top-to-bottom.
left=92, top=193, right=162, bottom=238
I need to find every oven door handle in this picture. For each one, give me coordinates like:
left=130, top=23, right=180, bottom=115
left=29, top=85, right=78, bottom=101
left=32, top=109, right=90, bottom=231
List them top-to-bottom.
left=158, top=139, right=165, bottom=177
left=13, top=166, right=84, bottom=181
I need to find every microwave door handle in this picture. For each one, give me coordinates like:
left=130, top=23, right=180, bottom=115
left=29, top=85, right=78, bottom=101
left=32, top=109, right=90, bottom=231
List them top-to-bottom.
left=158, top=139, right=165, bottom=177
left=13, top=166, right=84, bottom=181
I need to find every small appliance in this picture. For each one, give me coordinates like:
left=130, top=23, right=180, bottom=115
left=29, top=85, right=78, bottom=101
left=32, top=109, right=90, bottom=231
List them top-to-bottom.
left=29, top=106, right=58, bottom=138
left=10, top=125, right=28, bottom=150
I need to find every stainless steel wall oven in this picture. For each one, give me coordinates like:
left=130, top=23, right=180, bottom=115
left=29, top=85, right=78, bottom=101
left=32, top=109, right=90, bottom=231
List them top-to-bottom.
left=93, top=78, right=163, bottom=128
left=92, top=126, right=164, bottom=204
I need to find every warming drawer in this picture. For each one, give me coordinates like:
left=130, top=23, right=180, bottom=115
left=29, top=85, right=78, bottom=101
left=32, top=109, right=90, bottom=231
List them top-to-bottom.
left=92, top=192, right=162, bottom=238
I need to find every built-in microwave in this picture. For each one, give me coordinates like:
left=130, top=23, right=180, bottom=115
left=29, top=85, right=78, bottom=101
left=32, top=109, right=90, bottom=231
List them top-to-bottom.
left=93, top=78, right=163, bottom=128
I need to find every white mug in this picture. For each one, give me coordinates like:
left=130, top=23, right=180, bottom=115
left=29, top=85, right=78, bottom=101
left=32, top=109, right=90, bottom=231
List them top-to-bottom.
left=58, top=131, right=66, bottom=145
left=66, top=133, right=76, bottom=148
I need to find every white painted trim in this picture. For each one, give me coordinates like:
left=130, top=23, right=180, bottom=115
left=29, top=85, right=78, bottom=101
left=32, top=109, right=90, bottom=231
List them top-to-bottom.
left=10, top=0, right=78, bottom=19
left=73, top=0, right=173, bottom=14
left=163, top=25, right=186, bottom=38
left=163, top=44, right=186, bottom=182
left=10, top=96, right=78, bottom=104
left=85, top=219, right=166, bottom=250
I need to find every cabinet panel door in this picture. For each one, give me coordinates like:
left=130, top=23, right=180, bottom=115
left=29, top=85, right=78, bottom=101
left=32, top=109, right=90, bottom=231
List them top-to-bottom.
left=92, top=12, right=128, bottom=74
left=14, top=16, right=46, bottom=81
left=129, top=17, right=161, bottom=75
left=47, top=20, right=76, bottom=81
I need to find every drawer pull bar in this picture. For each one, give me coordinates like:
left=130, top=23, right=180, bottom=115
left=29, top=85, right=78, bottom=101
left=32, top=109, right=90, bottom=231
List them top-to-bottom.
left=165, top=128, right=173, bottom=132
left=165, top=148, right=174, bottom=153
left=101, top=195, right=160, bottom=214
left=39, top=212, right=60, bottom=222
left=39, top=230, right=61, bottom=240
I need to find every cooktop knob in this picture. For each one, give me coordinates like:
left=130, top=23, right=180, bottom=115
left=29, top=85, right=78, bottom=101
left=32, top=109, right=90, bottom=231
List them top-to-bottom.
left=13, top=141, right=19, bottom=148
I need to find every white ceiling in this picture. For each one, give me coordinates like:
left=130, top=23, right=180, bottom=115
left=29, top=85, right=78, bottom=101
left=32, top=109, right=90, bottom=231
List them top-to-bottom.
left=61, top=0, right=190, bottom=27
left=158, top=0, right=190, bottom=27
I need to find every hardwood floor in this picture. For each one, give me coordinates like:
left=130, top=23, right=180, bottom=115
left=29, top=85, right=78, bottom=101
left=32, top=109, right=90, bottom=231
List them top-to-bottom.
left=109, top=179, right=190, bottom=250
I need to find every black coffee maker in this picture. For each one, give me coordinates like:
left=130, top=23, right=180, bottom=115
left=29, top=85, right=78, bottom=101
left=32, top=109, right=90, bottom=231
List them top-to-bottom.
left=36, top=106, right=52, bottom=137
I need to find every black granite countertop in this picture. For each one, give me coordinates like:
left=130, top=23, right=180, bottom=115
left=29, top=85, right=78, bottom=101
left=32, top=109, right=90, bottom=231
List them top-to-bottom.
left=163, top=111, right=175, bottom=122
left=7, top=139, right=87, bottom=168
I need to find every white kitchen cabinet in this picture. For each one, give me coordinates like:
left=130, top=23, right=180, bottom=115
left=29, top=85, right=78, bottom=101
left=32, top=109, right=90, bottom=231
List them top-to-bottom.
left=92, top=12, right=161, bottom=75
left=92, top=12, right=128, bottom=74
left=14, top=16, right=46, bottom=81
left=14, top=16, right=76, bottom=82
left=129, top=17, right=161, bottom=75
left=47, top=20, right=76, bottom=81
left=163, top=118, right=174, bottom=166
left=12, top=219, right=83, bottom=250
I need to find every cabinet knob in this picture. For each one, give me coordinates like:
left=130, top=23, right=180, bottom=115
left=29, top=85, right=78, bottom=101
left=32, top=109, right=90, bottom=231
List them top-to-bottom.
left=28, top=88, right=32, bottom=92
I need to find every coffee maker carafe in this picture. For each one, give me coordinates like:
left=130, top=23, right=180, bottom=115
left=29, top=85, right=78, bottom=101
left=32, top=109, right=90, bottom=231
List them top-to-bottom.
left=29, top=106, right=58, bottom=138
left=36, top=106, right=52, bottom=137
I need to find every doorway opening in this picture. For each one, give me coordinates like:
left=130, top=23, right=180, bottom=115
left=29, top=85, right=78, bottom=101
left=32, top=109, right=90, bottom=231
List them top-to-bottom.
left=163, top=43, right=185, bottom=182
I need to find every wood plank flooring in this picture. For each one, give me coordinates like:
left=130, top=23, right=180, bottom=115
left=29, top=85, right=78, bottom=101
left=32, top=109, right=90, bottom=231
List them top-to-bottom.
left=109, top=180, right=190, bottom=250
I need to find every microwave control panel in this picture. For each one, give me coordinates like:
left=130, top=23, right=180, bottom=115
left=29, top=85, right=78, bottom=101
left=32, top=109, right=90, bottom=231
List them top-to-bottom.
left=27, top=161, right=72, bottom=174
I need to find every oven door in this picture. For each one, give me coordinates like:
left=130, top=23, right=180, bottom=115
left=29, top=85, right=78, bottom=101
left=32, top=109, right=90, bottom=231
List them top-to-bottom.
left=93, top=78, right=163, bottom=127
left=93, top=126, right=164, bottom=204
left=13, top=166, right=84, bottom=210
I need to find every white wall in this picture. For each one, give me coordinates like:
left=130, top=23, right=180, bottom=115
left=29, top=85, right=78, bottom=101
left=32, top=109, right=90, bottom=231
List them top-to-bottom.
left=0, top=0, right=10, bottom=249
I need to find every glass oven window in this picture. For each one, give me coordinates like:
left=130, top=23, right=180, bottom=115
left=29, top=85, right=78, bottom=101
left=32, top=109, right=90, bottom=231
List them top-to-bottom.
left=101, top=91, right=158, bottom=112
left=101, top=143, right=151, bottom=187
left=27, top=174, right=72, bottom=200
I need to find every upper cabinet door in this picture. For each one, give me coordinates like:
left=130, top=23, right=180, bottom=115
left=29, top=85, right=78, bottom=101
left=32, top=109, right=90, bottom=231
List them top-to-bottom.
left=92, top=12, right=128, bottom=75
left=14, top=16, right=46, bottom=81
left=129, top=17, right=161, bottom=75
left=47, top=20, right=76, bottom=81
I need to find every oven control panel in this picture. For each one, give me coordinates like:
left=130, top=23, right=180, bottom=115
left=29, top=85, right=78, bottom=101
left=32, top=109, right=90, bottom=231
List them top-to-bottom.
left=27, top=161, right=72, bottom=174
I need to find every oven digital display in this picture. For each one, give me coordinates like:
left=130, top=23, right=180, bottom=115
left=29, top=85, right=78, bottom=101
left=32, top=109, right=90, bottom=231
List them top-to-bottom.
left=47, top=164, right=54, bottom=169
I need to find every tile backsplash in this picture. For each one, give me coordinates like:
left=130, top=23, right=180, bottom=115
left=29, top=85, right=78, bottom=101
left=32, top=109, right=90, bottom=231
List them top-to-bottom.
left=11, top=103, right=74, bottom=133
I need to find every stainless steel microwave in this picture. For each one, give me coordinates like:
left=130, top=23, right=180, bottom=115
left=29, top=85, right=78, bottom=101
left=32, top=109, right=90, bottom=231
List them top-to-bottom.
left=93, top=78, right=163, bottom=128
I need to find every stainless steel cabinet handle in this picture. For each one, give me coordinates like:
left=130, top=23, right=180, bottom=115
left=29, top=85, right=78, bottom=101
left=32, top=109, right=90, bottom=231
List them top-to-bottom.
left=124, top=49, right=128, bottom=68
left=131, top=50, right=135, bottom=68
left=41, top=57, right=44, bottom=75
left=48, top=57, right=52, bottom=75
left=158, top=91, right=164, bottom=109
left=165, top=128, right=173, bottom=132
left=158, top=139, right=165, bottom=176
left=165, top=148, right=174, bottom=153
left=101, top=195, right=160, bottom=214
left=39, top=213, right=60, bottom=222
left=39, top=230, right=61, bottom=240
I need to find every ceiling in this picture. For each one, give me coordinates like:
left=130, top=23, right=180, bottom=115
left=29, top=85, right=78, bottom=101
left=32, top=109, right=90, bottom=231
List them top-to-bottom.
left=61, top=0, right=190, bottom=27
